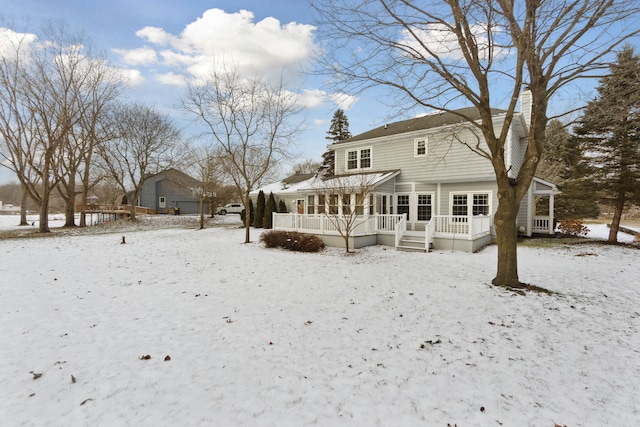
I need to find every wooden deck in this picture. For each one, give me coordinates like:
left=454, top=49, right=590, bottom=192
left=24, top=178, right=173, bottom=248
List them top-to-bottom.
left=76, top=204, right=155, bottom=215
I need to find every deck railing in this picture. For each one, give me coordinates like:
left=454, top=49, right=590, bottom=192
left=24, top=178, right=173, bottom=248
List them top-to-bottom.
left=75, top=204, right=154, bottom=215
left=273, top=213, right=492, bottom=243
left=273, top=213, right=406, bottom=236
left=394, top=214, right=407, bottom=247
left=428, top=215, right=492, bottom=239
left=532, top=215, right=553, bottom=234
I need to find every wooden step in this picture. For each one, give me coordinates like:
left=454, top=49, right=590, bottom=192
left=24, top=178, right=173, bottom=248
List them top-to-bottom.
left=396, top=245, right=427, bottom=253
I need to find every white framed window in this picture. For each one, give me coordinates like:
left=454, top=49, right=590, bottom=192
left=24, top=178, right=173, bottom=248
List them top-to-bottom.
left=414, top=138, right=427, bottom=157
left=345, top=147, right=372, bottom=170
left=360, top=148, right=371, bottom=168
left=450, top=192, right=492, bottom=217
left=473, top=193, right=490, bottom=215
left=318, top=194, right=326, bottom=214
left=328, top=194, right=339, bottom=214
left=397, top=194, right=410, bottom=220
left=417, top=194, right=432, bottom=221
left=452, top=194, right=468, bottom=216
left=307, top=195, right=315, bottom=214
left=159, top=197, right=166, bottom=208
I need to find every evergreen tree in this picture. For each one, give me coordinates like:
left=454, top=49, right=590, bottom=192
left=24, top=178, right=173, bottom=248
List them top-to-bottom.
left=573, top=45, right=640, bottom=242
left=320, top=109, right=352, bottom=176
left=326, top=109, right=352, bottom=142
left=539, top=119, right=599, bottom=220
left=254, top=190, right=266, bottom=228
left=264, top=192, right=276, bottom=229
left=241, top=198, right=255, bottom=227
left=278, top=199, right=287, bottom=213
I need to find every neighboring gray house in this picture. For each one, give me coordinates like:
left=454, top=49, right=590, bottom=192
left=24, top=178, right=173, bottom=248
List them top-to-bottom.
left=253, top=91, right=558, bottom=252
left=138, top=169, right=203, bottom=215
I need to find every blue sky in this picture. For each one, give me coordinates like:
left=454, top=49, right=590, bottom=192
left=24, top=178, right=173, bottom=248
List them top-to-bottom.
left=0, top=0, right=377, bottom=184
left=1, top=1, right=638, bottom=186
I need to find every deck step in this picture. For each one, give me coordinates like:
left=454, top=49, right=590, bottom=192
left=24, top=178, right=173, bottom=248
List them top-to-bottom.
left=397, top=233, right=430, bottom=253
left=396, top=245, right=427, bottom=253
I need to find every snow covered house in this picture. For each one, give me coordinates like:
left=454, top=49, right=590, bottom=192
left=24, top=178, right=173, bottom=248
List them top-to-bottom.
left=254, top=91, right=558, bottom=252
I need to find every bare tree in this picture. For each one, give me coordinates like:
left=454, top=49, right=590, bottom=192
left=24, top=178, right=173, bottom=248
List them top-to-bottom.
left=312, top=0, right=640, bottom=287
left=0, top=21, right=124, bottom=231
left=54, top=49, right=124, bottom=227
left=181, top=65, right=302, bottom=243
left=97, top=102, right=183, bottom=221
left=187, top=145, right=225, bottom=229
left=291, top=159, right=322, bottom=175
left=312, top=174, right=376, bottom=253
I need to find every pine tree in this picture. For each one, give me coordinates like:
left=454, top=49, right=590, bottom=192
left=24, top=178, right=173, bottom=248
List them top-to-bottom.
left=573, top=45, right=640, bottom=242
left=320, top=109, right=352, bottom=176
left=326, top=109, right=352, bottom=142
left=539, top=119, right=599, bottom=220
left=254, top=190, right=266, bottom=228
left=264, top=192, right=276, bottom=229
left=241, top=198, right=255, bottom=227
left=278, top=199, right=287, bottom=213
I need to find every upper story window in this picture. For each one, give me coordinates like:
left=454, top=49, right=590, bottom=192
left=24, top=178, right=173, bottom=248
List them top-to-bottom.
left=414, top=137, right=427, bottom=157
left=346, top=147, right=372, bottom=170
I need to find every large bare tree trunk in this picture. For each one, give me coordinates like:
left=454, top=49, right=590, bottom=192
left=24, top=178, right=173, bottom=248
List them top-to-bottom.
left=63, top=178, right=77, bottom=227
left=38, top=180, right=51, bottom=233
left=19, top=187, right=29, bottom=226
left=492, top=187, right=520, bottom=287
left=608, top=189, right=626, bottom=243
left=244, top=191, right=251, bottom=243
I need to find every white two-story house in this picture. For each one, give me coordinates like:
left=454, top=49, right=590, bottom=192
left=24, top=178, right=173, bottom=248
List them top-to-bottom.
left=255, top=91, right=558, bottom=252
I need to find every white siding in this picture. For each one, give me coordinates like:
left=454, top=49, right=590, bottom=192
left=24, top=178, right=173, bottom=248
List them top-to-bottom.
left=335, top=123, right=498, bottom=183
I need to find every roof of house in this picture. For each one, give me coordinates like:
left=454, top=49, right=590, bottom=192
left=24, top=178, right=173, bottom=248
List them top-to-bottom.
left=338, top=106, right=507, bottom=144
left=145, top=168, right=201, bottom=186
left=298, top=170, right=401, bottom=192
left=282, top=173, right=316, bottom=185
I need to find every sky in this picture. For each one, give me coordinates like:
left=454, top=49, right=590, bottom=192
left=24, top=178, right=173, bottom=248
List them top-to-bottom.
left=0, top=0, right=369, bottom=184
left=0, top=1, right=639, bottom=186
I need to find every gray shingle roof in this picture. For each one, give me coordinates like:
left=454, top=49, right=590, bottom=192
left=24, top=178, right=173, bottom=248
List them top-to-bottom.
left=339, top=106, right=506, bottom=144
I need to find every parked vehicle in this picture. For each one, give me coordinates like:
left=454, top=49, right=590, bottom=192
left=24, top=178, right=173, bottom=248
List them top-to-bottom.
left=216, top=203, right=244, bottom=215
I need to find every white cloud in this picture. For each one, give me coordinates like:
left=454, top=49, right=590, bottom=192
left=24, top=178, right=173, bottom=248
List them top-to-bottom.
left=118, top=8, right=317, bottom=84
left=399, top=22, right=504, bottom=61
left=136, top=26, right=175, bottom=46
left=0, top=27, right=37, bottom=59
left=113, top=47, right=157, bottom=66
left=118, top=68, right=144, bottom=86
left=155, top=72, right=186, bottom=87
left=298, top=89, right=358, bottom=110
left=299, top=89, right=327, bottom=109
left=329, top=93, right=358, bottom=110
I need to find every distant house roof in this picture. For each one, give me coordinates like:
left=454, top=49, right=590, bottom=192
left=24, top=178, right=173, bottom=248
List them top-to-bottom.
left=338, top=106, right=507, bottom=144
left=146, top=168, right=201, bottom=186
left=252, top=170, right=401, bottom=196
left=298, top=170, right=401, bottom=192
left=282, top=173, right=316, bottom=185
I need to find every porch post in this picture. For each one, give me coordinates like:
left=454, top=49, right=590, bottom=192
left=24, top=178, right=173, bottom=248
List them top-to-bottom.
left=549, top=192, right=555, bottom=235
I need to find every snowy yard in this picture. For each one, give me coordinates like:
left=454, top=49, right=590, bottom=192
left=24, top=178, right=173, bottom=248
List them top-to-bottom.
left=0, top=215, right=638, bottom=426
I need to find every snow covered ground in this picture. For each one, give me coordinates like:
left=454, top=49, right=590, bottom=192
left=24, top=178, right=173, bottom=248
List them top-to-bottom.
left=0, top=215, right=638, bottom=426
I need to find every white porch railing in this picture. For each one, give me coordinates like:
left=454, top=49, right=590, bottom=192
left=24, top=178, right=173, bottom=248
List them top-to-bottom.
left=273, top=213, right=492, bottom=245
left=273, top=213, right=406, bottom=236
left=395, top=214, right=407, bottom=247
left=427, top=215, right=492, bottom=240
left=532, top=215, right=554, bottom=234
